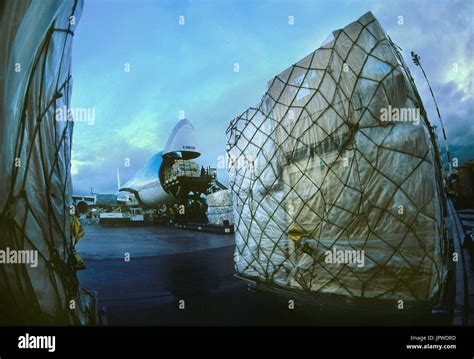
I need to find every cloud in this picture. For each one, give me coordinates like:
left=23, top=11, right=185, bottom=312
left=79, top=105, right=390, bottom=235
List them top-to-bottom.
left=70, top=0, right=473, bottom=194
left=372, top=0, right=473, bottom=149
left=434, top=81, right=474, bottom=146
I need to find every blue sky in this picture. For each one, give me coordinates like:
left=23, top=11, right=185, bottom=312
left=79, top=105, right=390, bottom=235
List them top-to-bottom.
left=71, top=0, right=473, bottom=195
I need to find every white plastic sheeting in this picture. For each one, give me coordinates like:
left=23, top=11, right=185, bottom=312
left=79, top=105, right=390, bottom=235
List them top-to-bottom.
left=0, top=0, right=90, bottom=324
left=227, top=12, right=448, bottom=305
left=168, top=160, right=200, bottom=180
left=206, top=189, right=234, bottom=226
left=207, top=189, right=233, bottom=207
left=206, top=190, right=234, bottom=225
left=207, top=206, right=234, bottom=226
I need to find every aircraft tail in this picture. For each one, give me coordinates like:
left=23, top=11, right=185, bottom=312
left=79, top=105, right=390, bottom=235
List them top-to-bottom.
left=116, top=167, right=121, bottom=190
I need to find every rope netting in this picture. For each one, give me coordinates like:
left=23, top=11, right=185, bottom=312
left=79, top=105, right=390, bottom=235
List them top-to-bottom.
left=0, top=0, right=89, bottom=325
left=227, top=12, right=449, bottom=306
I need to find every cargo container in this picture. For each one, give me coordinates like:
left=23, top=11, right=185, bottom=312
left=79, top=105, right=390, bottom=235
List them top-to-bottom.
left=0, top=0, right=95, bottom=325
left=227, top=11, right=451, bottom=316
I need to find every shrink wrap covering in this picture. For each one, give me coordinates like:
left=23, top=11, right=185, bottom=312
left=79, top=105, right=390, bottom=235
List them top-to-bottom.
left=227, top=12, right=448, bottom=305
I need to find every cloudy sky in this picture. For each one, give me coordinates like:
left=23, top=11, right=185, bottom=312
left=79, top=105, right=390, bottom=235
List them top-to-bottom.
left=70, top=0, right=473, bottom=195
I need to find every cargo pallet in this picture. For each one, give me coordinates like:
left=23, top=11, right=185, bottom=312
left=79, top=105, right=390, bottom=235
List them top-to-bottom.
left=235, top=199, right=474, bottom=325
left=236, top=210, right=459, bottom=325
left=99, top=218, right=144, bottom=226
left=172, top=221, right=234, bottom=234
left=236, top=273, right=455, bottom=325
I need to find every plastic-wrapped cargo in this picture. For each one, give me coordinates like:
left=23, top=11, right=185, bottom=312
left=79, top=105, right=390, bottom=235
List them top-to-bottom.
left=0, top=0, right=91, bottom=324
left=227, top=12, right=448, bottom=306
left=168, top=159, right=201, bottom=180
left=207, top=189, right=233, bottom=207
left=206, top=190, right=234, bottom=225
left=207, top=206, right=234, bottom=226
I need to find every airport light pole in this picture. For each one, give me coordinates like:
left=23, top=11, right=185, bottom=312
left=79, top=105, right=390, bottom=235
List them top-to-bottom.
left=411, top=51, right=452, bottom=176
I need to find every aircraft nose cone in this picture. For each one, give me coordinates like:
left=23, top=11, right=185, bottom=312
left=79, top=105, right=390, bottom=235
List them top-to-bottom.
left=163, top=119, right=200, bottom=159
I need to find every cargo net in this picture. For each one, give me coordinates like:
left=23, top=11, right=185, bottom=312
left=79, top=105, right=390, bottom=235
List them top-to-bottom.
left=0, top=1, right=89, bottom=325
left=226, top=12, right=448, bottom=306
left=167, top=159, right=201, bottom=181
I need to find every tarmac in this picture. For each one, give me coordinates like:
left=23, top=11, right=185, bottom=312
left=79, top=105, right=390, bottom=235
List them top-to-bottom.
left=76, top=223, right=457, bottom=326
